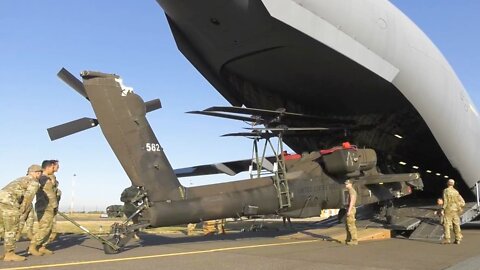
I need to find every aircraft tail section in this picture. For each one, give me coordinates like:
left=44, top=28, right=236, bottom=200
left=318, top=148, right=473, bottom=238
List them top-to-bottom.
left=52, top=70, right=183, bottom=202
left=82, top=71, right=183, bottom=201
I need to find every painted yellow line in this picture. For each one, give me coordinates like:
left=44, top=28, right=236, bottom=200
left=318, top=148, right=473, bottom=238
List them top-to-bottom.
left=0, top=239, right=320, bottom=270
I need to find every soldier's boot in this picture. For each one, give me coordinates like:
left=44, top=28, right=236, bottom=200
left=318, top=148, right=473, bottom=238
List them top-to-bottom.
left=441, top=239, right=450, bottom=245
left=346, top=240, right=358, bottom=246
left=454, top=240, right=461, bottom=245
left=27, top=243, right=43, bottom=256
left=39, top=246, right=54, bottom=255
left=3, top=251, right=26, bottom=262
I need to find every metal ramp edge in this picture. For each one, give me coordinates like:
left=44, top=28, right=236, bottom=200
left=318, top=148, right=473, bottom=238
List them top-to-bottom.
left=311, top=200, right=480, bottom=242
left=409, top=202, right=480, bottom=242
left=461, top=202, right=480, bottom=224
left=409, top=222, right=444, bottom=241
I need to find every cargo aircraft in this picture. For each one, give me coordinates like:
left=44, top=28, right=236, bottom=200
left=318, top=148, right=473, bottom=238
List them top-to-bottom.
left=47, top=0, right=480, bottom=252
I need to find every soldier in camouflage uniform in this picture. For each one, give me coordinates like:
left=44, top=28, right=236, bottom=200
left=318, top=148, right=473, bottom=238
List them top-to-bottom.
left=28, top=160, right=59, bottom=256
left=45, top=160, right=61, bottom=244
left=0, top=164, right=42, bottom=261
left=442, top=179, right=465, bottom=244
left=344, top=180, right=358, bottom=246
left=120, top=185, right=141, bottom=239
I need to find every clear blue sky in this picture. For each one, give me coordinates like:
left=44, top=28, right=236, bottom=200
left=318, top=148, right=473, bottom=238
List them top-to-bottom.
left=0, top=1, right=479, bottom=211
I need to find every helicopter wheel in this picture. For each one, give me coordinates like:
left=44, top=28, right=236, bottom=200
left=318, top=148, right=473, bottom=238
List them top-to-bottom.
left=103, top=235, right=121, bottom=254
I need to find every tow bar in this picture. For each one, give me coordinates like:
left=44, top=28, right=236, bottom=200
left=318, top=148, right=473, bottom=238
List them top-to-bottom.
left=57, top=211, right=121, bottom=253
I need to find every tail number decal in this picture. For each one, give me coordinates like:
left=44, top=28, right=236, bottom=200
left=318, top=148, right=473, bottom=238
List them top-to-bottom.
left=146, top=143, right=161, bottom=152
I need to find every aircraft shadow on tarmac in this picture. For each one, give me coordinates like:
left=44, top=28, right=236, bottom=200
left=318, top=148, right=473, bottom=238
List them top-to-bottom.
left=127, top=221, right=350, bottom=251
left=128, top=226, right=306, bottom=249
left=13, top=234, right=92, bottom=256
left=50, top=234, right=97, bottom=251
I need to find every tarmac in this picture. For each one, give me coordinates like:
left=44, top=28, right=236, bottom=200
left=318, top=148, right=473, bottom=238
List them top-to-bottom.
left=1, top=221, right=480, bottom=270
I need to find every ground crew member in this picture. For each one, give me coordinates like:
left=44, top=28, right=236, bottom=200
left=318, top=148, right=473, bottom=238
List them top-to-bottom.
left=29, top=160, right=59, bottom=256
left=45, top=160, right=61, bottom=244
left=0, top=164, right=42, bottom=261
left=344, top=179, right=358, bottom=246
left=442, top=179, right=465, bottom=244
left=120, top=185, right=141, bottom=240
left=434, top=198, right=444, bottom=225
left=282, top=216, right=292, bottom=228
left=216, top=219, right=226, bottom=235
left=203, top=220, right=217, bottom=236
left=187, top=223, right=197, bottom=236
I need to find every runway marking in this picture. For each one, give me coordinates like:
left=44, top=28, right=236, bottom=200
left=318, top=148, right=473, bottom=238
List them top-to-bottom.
left=0, top=239, right=320, bottom=270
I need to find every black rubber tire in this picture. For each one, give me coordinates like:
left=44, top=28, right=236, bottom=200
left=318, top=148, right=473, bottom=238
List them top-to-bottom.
left=103, top=236, right=121, bottom=254
left=103, top=242, right=120, bottom=254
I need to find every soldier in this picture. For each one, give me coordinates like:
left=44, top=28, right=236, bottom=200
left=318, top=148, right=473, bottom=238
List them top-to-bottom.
left=28, top=160, right=59, bottom=256
left=45, top=160, right=61, bottom=244
left=0, top=164, right=42, bottom=261
left=344, top=179, right=358, bottom=246
left=442, top=179, right=465, bottom=244
left=120, top=185, right=141, bottom=240
left=434, top=198, right=444, bottom=225
left=282, top=216, right=292, bottom=228
left=202, top=220, right=217, bottom=236
left=186, top=223, right=197, bottom=236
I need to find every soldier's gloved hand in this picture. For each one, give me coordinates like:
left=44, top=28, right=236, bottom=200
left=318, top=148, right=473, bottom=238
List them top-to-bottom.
left=53, top=207, right=58, bottom=215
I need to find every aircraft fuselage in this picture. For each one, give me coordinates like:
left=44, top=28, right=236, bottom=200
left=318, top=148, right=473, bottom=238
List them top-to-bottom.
left=154, top=0, right=480, bottom=197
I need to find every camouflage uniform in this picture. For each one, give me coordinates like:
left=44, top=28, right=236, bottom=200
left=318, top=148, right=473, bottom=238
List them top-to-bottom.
left=32, top=174, right=59, bottom=249
left=46, top=174, right=61, bottom=244
left=0, top=175, right=40, bottom=253
left=442, top=186, right=464, bottom=243
left=345, top=187, right=358, bottom=244
left=16, top=206, right=35, bottom=240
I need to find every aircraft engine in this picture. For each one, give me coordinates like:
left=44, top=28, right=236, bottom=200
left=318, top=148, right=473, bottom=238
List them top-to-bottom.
left=321, top=148, right=377, bottom=175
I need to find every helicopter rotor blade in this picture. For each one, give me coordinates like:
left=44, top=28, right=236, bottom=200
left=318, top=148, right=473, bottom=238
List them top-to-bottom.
left=57, top=68, right=89, bottom=100
left=47, top=117, right=98, bottom=141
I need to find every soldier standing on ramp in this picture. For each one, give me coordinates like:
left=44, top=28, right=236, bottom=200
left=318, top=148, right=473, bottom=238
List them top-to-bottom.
left=28, top=160, right=59, bottom=256
left=0, top=164, right=42, bottom=261
left=442, top=179, right=465, bottom=244
left=344, top=180, right=358, bottom=246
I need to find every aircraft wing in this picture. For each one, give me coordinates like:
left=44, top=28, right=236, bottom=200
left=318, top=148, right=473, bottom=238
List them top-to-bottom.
left=174, top=156, right=276, bottom=178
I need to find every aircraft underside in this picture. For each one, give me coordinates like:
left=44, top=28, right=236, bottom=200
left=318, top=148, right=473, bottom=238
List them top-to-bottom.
left=158, top=0, right=469, bottom=196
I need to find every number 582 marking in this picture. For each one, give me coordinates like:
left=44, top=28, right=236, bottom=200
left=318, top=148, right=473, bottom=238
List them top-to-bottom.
left=145, top=143, right=161, bottom=152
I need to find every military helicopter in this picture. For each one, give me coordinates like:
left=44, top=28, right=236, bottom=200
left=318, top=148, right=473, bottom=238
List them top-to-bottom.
left=48, top=68, right=422, bottom=253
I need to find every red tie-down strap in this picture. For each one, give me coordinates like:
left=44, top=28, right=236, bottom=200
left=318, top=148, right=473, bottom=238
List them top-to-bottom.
left=319, top=142, right=358, bottom=155
left=282, top=151, right=302, bottom=160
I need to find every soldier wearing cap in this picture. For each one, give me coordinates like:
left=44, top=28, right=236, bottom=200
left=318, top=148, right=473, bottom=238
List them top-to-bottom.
left=29, top=160, right=59, bottom=256
left=0, top=164, right=42, bottom=261
left=344, top=179, right=358, bottom=245
left=442, top=179, right=465, bottom=244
